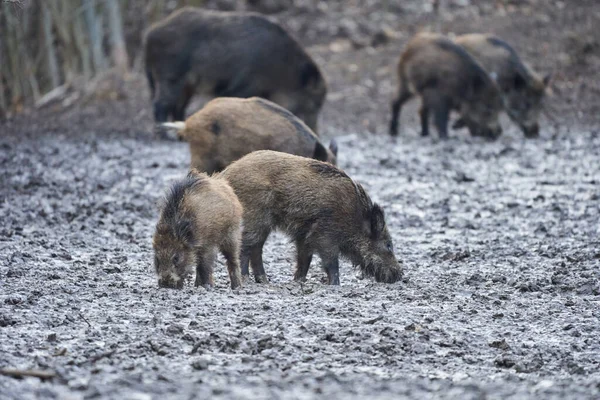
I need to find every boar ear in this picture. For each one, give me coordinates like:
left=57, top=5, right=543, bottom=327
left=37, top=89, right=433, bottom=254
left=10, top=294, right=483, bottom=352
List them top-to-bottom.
left=301, top=63, right=321, bottom=89
left=513, top=73, right=527, bottom=90
left=542, top=73, right=551, bottom=87
left=471, top=74, right=486, bottom=94
left=452, top=118, right=467, bottom=130
left=329, top=139, right=338, bottom=157
left=313, top=142, right=329, bottom=162
left=370, top=204, right=386, bottom=239
left=176, top=220, right=195, bottom=246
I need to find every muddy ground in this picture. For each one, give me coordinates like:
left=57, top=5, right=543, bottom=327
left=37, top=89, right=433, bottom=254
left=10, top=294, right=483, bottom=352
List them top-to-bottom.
left=1, top=1, right=600, bottom=399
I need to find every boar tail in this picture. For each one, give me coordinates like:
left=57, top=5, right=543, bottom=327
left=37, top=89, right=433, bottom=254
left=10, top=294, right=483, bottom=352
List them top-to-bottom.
left=160, top=122, right=187, bottom=141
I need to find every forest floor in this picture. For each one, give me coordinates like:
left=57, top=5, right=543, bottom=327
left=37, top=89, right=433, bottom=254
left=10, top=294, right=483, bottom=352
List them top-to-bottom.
left=1, top=1, right=599, bottom=399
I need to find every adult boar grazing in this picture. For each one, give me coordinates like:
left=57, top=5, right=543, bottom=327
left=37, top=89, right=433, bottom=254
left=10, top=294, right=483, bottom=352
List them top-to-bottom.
left=144, top=7, right=327, bottom=132
left=389, top=33, right=503, bottom=139
left=455, top=34, right=550, bottom=138
left=161, top=97, right=337, bottom=174
left=220, top=150, right=403, bottom=285
left=153, top=171, right=243, bottom=290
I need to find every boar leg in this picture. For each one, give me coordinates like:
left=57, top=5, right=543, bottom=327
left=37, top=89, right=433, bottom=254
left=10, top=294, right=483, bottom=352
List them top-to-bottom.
left=173, top=85, right=195, bottom=121
left=389, top=88, right=411, bottom=136
left=431, top=98, right=450, bottom=139
left=419, top=105, right=430, bottom=136
left=241, top=232, right=269, bottom=283
left=220, top=240, right=242, bottom=290
left=293, top=240, right=313, bottom=282
left=249, top=243, right=269, bottom=284
left=240, top=248, right=251, bottom=280
left=195, top=250, right=216, bottom=289
left=321, top=255, right=340, bottom=286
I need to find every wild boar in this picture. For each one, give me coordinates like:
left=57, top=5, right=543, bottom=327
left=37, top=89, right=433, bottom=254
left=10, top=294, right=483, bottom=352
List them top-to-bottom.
left=144, top=7, right=327, bottom=132
left=389, top=32, right=504, bottom=139
left=455, top=33, right=550, bottom=138
left=161, top=97, right=337, bottom=174
left=219, top=150, right=403, bottom=285
left=153, top=171, right=243, bottom=290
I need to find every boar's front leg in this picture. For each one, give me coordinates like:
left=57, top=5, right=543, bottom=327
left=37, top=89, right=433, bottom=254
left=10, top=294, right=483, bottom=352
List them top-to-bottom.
left=172, top=85, right=195, bottom=121
left=293, top=240, right=313, bottom=282
left=195, top=249, right=216, bottom=289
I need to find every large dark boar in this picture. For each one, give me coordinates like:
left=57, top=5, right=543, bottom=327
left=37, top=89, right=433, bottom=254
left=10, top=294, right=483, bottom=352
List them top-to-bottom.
left=144, top=7, right=327, bottom=132
left=389, top=33, right=504, bottom=139
left=455, top=34, right=550, bottom=138
left=161, top=97, right=337, bottom=174
left=219, top=150, right=403, bottom=285
left=153, top=171, right=243, bottom=290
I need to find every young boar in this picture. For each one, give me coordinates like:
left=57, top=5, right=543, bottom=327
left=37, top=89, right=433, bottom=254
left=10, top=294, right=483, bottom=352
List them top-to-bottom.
left=144, top=7, right=327, bottom=132
left=389, top=32, right=504, bottom=139
left=455, top=34, right=550, bottom=138
left=161, top=97, right=337, bottom=174
left=219, top=150, right=403, bottom=285
left=153, top=171, right=243, bottom=290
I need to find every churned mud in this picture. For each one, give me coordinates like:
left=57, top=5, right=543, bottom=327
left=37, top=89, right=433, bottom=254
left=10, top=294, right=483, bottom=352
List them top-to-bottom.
left=1, top=1, right=599, bottom=399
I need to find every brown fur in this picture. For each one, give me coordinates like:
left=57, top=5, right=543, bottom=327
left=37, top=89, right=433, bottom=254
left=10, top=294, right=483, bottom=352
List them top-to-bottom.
left=144, top=7, right=327, bottom=132
left=389, top=32, right=504, bottom=139
left=455, top=33, right=550, bottom=138
left=168, top=97, right=337, bottom=174
left=219, top=150, right=403, bottom=285
left=153, top=171, right=243, bottom=289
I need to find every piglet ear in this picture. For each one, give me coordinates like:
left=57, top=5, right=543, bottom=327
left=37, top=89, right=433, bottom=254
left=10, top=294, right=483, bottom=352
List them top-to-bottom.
left=371, top=204, right=386, bottom=239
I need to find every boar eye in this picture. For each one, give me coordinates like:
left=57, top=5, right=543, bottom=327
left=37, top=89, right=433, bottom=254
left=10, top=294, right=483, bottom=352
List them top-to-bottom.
left=386, top=242, right=394, bottom=253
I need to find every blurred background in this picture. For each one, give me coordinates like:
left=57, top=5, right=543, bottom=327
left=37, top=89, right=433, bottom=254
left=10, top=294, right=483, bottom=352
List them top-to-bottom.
left=1, top=0, right=598, bottom=135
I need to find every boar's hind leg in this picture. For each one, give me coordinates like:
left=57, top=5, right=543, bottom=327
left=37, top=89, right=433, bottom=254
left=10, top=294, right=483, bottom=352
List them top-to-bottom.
left=389, top=88, right=411, bottom=136
left=430, top=96, right=450, bottom=139
left=419, top=104, right=430, bottom=136
left=241, top=232, right=269, bottom=284
left=220, top=239, right=242, bottom=290
left=293, top=240, right=313, bottom=282
left=249, top=243, right=269, bottom=284
left=195, top=250, right=216, bottom=289
left=321, top=254, right=340, bottom=286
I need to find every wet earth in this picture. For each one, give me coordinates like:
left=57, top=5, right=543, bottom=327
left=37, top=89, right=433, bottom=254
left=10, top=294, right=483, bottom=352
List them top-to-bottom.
left=2, top=1, right=600, bottom=399
left=1, top=119, right=599, bottom=399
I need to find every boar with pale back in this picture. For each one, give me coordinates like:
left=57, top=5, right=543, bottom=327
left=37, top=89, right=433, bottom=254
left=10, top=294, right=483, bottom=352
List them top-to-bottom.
left=144, top=7, right=326, bottom=132
left=389, top=33, right=504, bottom=140
left=455, top=33, right=550, bottom=138
left=161, top=97, right=337, bottom=174
left=220, top=150, right=403, bottom=285
left=153, top=171, right=243, bottom=289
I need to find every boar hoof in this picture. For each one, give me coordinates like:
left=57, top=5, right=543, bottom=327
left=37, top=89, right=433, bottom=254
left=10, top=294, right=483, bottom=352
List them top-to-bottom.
left=255, top=274, right=269, bottom=284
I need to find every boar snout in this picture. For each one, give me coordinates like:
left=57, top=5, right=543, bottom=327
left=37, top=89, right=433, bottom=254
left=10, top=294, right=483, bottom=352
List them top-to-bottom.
left=522, top=123, right=540, bottom=138
left=374, top=261, right=403, bottom=284
left=158, top=275, right=184, bottom=289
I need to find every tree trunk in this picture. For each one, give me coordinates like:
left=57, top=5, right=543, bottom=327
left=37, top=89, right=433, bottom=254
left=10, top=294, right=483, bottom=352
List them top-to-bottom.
left=84, top=0, right=105, bottom=74
left=106, top=0, right=129, bottom=74
left=42, top=3, right=60, bottom=88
